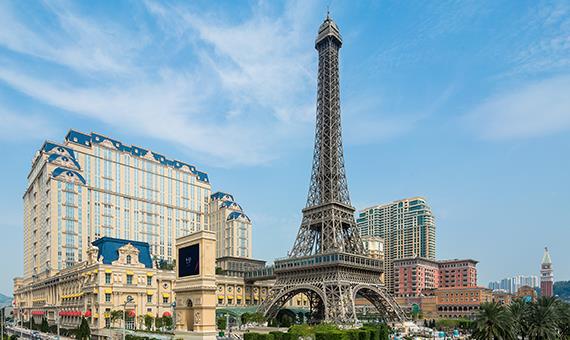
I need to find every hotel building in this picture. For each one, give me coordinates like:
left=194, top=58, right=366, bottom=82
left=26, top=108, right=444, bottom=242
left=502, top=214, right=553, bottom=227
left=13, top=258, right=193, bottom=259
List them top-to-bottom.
left=23, top=130, right=211, bottom=279
left=209, top=192, right=252, bottom=259
left=357, top=197, right=436, bottom=292
left=13, top=238, right=277, bottom=336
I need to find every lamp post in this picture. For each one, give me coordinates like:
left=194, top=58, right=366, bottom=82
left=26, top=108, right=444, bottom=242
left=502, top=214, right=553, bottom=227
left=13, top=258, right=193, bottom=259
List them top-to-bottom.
left=123, top=296, right=134, bottom=340
left=170, top=301, right=176, bottom=332
left=1, top=306, right=5, bottom=340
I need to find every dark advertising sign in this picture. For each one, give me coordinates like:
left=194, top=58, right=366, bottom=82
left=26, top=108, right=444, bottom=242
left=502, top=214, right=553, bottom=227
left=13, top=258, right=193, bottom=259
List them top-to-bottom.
left=178, top=243, right=200, bottom=277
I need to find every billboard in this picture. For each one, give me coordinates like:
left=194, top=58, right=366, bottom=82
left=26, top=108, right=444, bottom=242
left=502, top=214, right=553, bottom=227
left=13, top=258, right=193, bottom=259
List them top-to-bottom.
left=178, top=243, right=200, bottom=277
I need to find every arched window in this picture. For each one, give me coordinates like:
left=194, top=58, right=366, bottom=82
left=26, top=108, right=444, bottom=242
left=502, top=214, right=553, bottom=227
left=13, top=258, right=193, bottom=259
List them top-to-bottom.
left=126, top=255, right=132, bottom=264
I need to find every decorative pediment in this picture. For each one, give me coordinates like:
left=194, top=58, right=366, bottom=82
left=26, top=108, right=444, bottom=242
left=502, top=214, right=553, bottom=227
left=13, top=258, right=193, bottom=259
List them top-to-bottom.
left=99, top=139, right=117, bottom=150
left=52, top=167, right=86, bottom=185
left=111, top=243, right=145, bottom=268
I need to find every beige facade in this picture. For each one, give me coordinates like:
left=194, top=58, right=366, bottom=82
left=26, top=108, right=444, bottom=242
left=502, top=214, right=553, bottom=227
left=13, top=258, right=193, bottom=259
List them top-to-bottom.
left=23, top=130, right=211, bottom=279
left=209, top=192, right=252, bottom=259
left=357, top=197, right=436, bottom=293
left=13, top=237, right=296, bottom=336
left=13, top=240, right=175, bottom=336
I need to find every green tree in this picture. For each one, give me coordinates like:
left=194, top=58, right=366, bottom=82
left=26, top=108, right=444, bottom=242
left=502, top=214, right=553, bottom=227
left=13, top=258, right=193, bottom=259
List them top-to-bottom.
left=526, top=297, right=559, bottom=340
left=509, top=298, right=530, bottom=339
left=555, top=300, right=570, bottom=338
left=471, top=302, right=514, bottom=340
left=109, top=310, right=123, bottom=327
left=144, top=315, right=154, bottom=331
left=162, top=316, right=173, bottom=329
left=75, top=317, right=91, bottom=340
left=155, top=317, right=163, bottom=331
left=217, top=317, right=227, bottom=331
left=40, top=318, right=49, bottom=333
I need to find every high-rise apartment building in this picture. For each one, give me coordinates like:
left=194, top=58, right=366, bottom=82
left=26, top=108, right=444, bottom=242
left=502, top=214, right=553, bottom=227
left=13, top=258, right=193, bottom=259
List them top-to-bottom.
left=23, top=130, right=211, bottom=279
left=209, top=192, right=253, bottom=259
left=357, top=197, right=436, bottom=292
left=540, top=247, right=554, bottom=297
left=488, top=275, right=539, bottom=294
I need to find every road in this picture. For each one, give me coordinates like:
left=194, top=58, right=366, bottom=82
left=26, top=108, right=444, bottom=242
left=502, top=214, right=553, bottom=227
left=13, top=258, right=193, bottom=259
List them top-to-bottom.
left=5, top=325, right=73, bottom=340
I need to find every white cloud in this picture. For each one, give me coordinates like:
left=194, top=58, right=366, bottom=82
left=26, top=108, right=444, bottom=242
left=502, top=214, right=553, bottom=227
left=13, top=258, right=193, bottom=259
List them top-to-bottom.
left=0, top=1, right=323, bottom=165
left=0, top=2, right=138, bottom=75
left=466, top=75, right=570, bottom=139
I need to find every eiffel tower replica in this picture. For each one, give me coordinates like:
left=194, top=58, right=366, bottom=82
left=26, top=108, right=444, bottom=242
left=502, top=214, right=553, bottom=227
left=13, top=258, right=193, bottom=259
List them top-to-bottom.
left=258, top=14, right=405, bottom=324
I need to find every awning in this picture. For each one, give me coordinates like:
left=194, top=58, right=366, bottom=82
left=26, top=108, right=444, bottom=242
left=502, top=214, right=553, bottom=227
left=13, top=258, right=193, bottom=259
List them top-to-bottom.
left=105, top=269, right=112, bottom=273
left=126, top=271, right=134, bottom=275
left=146, top=272, right=154, bottom=277
left=104, top=288, right=112, bottom=294
left=146, top=291, right=154, bottom=296
left=162, top=293, right=170, bottom=298
left=84, top=310, right=92, bottom=317
left=127, top=310, right=136, bottom=318
left=31, top=311, right=45, bottom=316
left=162, top=312, right=172, bottom=317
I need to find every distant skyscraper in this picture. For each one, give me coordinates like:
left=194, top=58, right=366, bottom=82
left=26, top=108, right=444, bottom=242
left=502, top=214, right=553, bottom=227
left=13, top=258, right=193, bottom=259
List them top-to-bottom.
left=23, top=130, right=211, bottom=279
left=209, top=192, right=253, bottom=258
left=357, top=197, right=436, bottom=293
left=540, top=247, right=554, bottom=297
left=488, top=275, right=539, bottom=294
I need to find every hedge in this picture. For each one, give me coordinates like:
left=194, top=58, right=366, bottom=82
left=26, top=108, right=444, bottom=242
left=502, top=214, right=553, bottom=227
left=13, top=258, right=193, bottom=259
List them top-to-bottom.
left=315, top=330, right=347, bottom=340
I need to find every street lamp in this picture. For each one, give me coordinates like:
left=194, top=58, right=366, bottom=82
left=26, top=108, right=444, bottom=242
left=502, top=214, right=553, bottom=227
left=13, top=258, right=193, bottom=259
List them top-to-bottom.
left=123, top=296, right=134, bottom=340
left=170, top=302, right=176, bottom=331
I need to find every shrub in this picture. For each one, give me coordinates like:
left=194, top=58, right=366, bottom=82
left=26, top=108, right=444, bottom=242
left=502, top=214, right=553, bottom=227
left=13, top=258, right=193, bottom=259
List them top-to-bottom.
left=288, top=324, right=314, bottom=337
left=361, top=326, right=380, bottom=340
left=346, top=329, right=360, bottom=340
left=357, top=329, right=370, bottom=340
left=315, top=330, right=346, bottom=340
left=269, top=331, right=285, bottom=340
left=244, top=333, right=258, bottom=340
left=282, top=333, right=296, bottom=340
left=256, top=334, right=275, bottom=340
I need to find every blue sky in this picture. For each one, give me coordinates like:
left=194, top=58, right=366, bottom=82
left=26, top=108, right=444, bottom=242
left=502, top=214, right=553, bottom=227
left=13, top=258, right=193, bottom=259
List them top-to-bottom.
left=1, top=0, right=569, bottom=295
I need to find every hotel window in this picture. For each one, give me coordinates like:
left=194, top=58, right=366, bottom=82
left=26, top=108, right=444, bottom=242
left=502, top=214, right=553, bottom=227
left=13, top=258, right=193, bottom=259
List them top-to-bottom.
left=126, top=255, right=132, bottom=264
left=105, top=273, right=111, bottom=284
left=127, top=275, right=133, bottom=285
left=147, top=276, right=152, bottom=286
left=105, top=293, right=111, bottom=302
left=147, top=295, right=152, bottom=303
left=163, top=296, right=169, bottom=304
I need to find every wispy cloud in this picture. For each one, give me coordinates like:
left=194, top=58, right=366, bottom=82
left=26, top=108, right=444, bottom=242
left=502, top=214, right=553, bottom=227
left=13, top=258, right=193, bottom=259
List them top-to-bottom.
left=0, top=1, right=322, bottom=165
left=465, top=75, right=570, bottom=139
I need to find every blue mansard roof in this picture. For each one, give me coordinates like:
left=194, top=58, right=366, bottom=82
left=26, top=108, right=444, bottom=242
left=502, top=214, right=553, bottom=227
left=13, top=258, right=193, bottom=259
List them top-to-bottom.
left=63, top=129, right=209, bottom=183
left=211, top=192, right=234, bottom=201
left=227, top=211, right=251, bottom=222
left=91, top=237, right=153, bottom=268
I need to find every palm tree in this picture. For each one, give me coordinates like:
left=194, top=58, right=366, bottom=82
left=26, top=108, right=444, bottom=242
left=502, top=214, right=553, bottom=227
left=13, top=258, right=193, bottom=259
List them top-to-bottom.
left=526, top=297, right=559, bottom=340
left=509, top=298, right=530, bottom=339
left=555, top=300, right=570, bottom=339
left=471, top=302, right=514, bottom=340
left=109, top=310, right=123, bottom=328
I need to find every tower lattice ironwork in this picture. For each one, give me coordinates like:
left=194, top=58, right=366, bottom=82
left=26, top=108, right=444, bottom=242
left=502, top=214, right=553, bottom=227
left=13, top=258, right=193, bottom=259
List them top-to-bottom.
left=258, top=14, right=406, bottom=324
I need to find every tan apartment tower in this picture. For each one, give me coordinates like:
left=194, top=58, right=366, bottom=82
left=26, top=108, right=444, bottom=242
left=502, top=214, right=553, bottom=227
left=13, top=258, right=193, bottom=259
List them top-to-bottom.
left=357, top=197, right=436, bottom=293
